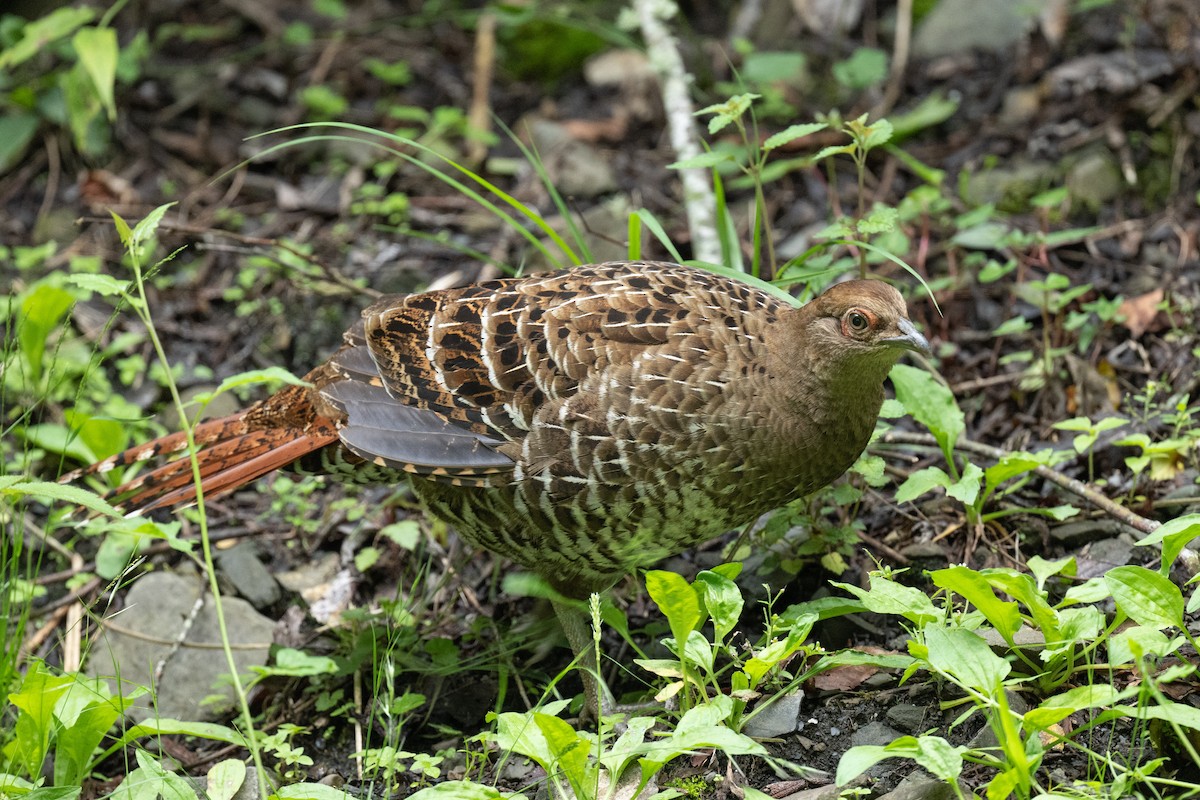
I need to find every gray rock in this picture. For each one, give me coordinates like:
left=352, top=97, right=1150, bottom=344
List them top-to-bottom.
left=914, top=0, right=1037, bottom=58
left=523, top=118, right=617, bottom=199
left=1067, top=150, right=1123, bottom=210
left=961, top=159, right=1056, bottom=210
left=1050, top=518, right=1136, bottom=546
left=1075, top=536, right=1134, bottom=580
left=899, top=542, right=950, bottom=561
left=216, top=543, right=281, bottom=610
left=85, top=571, right=275, bottom=722
left=743, top=691, right=804, bottom=738
left=969, top=691, right=1030, bottom=750
left=885, top=703, right=929, bottom=734
left=850, top=721, right=903, bottom=748
left=878, top=774, right=958, bottom=800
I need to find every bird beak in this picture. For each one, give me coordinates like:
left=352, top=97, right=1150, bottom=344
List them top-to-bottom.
left=883, top=318, right=931, bottom=355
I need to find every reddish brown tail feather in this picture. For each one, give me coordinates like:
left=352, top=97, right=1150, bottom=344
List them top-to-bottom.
left=62, top=413, right=338, bottom=514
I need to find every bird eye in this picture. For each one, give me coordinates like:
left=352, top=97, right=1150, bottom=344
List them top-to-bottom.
left=847, top=310, right=871, bottom=332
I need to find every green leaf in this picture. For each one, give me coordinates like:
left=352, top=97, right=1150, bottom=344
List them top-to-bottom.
left=0, top=6, right=95, bottom=69
left=72, top=27, right=119, bottom=120
left=0, top=112, right=40, bottom=174
left=763, top=122, right=827, bottom=151
left=668, top=151, right=732, bottom=170
left=130, top=203, right=174, bottom=251
left=952, top=222, right=1012, bottom=250
left=61, top=272, right=129, bottom=297
left=18, top=283, right=76, bottom=382
left=890, top=364, right=964, bottom=463
left=983, top=450, right=1057, bottom=488
left=945, top=462, right=983, bottom=506
left=894, top=466, right=951, bottom=504
left=0, top=478, right=124, bottom=518
left=1134, top=514, right=1200, bottom=573
left=379, top=520, right=421, bottom=550
left=1027, top=556, right=1075, bottom=590
left=932, top=566, right=1021, bottom=641
left=1105, top=566, right=1183, bottom=629
left=645, top=570, right=701, bottom=652
left=694, top=570, right=743, bottom=644
left=834, top=575, right=940, bottom=625
left=921, top=624, right=1010, bottom=692
left=1106, top=626, right=1179, bottom=665
left=257, top=648, right=339, bottom=677
left=8, top=662, right=74, bottom=779
left=53, top=678, right=126, bottom=787
left=1040, top=683, right=1135, bottom=713
left=1114, top=701, right=1200, bottom=729
left=837, top=735, right=965, bottom=786
left=205, top=760, right=246, bottom=800
left=401, top=782, right=515, bottom=800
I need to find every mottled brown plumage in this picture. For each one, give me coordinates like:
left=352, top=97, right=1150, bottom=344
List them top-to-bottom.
left=70, top=261, right=927, bottom=706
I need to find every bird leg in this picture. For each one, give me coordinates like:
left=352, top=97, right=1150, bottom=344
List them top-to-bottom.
left=551, top=597, right=612, bottom=719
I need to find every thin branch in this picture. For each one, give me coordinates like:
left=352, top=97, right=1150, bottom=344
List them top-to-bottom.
left=634, top=0, right=721, bottom=264
left=882, top=430, right=1161, bottom=535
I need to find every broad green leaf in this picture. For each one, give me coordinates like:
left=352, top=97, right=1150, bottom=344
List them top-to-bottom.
left=0, top=6, right=95, bottom=69
left=72, top=27, right=119, bottom=120
left=0, top=112, right=40, bottom=174
left=763, top=122, right=827, bottom=151
left=668, top=151, right=732, bottom=170
left=130, top=203, right=174, bottom=251
left=952, top=222, right=1012, bottom=250
left=61, top=273, right=129, bottom=297
left=19, top=283, right=76, bottom=382
left=890, top=364, right=964, bottom=463
left=65, top=408, right=130, bottom=461
left=945, top=462, right=983, bottom=506
left=894, top=466, right=951, bottom=503
left=0, top=478, right=123, bottom=518
left=1135, top=514, right=1200, bottom=573
left=1027, top=555, right=1075, bottom=590
left=932, top=566, right=1021, bottom=641
left=1105, top=566, right=1183, bottom=629
left=646, top=570, right=701, bottom=652
left=694, top=570, right=742, bottom=643
left=983, top=570, right=1061, bottom=643
left=834, top=575, right=940, bottom=624
left=921, top=624, right=1010, bottom=692
left=1106, top=626, right=1179, bottom=665
left=680, top=630, right=714, bottom=674
left=255, top=648, right=339, bottom=677
left=8, top=662, right=73, bottom=779
left=54, top=683, right=126, bottom=787
left=1040, top=683, right=1135, bottom=712
left=1114, top=701, right=1200, bottom=729
left=534, top=713, right=591, bottom=793
left=837, top=735, right=964, bottom=786
left=206, top=760, right=246, bottom=800
left=402, top=782, right=517, bottom=800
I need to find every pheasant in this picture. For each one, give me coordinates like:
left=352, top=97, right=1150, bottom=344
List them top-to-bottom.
left=71, top=261, right=929, bottom=710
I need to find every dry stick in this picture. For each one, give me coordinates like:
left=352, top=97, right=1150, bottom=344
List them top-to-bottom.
left=634, top=0, right=721, bottom=264
left=872, top=0, right=914, bottom=118
left=466, top=10, right=497, bottom=167
left=882, top=430, right=1160, bottom=534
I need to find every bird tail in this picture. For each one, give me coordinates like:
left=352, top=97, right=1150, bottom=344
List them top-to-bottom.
left=62, top=392, right=339, bottom=514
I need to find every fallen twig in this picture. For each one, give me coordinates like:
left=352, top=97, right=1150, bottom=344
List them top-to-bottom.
left=634, top=0, right=720, bottom=263
left=882, top=430, right=1160, bottom=535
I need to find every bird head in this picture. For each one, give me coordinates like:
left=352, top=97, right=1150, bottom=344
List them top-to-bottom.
left=769, top=279, right=929, bottom=393
left=808, top=279, right=929, bottom=359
